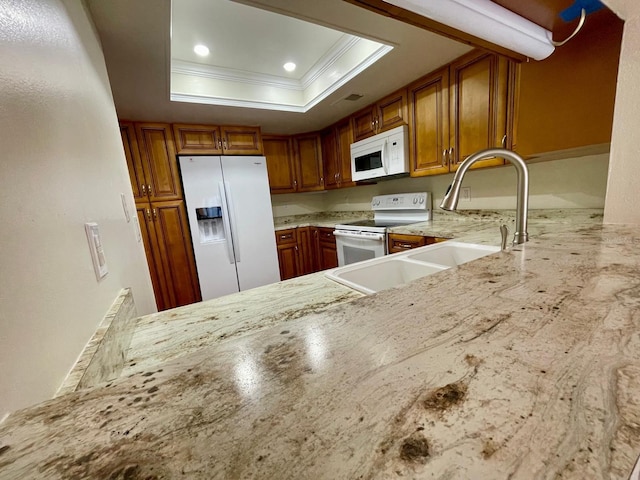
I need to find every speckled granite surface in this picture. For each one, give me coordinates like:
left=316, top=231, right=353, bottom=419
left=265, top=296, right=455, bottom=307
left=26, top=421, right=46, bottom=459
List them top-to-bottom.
left=3, top=210, right=640, bottom=479
left=273, top=210, right=371, bottom=230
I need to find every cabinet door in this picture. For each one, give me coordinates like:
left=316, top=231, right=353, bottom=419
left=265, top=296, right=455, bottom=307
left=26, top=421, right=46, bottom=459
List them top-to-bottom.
left=449, top=51, right=509, bottom=171
left=408, top=67, right=450, bottom=177
left=377, top=89, right=408, bottom=133
left=351, top=107, right=376, bottom=142
left=335, top=119, right=354, bottom=187
left=120, top=122, right=146, bottom=203
left=135, top=123, right=183, bottom=202
left=172, top=124, right=222, bottom=155
left=221, top=126, right=263, bottom=155
left=321, top=128, right=339, bottom=190
left=294, top=133, right=324, bottom=192
left=264, top=135, right=297, bottom=193
left=152, top=200, right=201, bottom=309
left=136, top=205, right=171, bottom=311
left=297, top=226, right=315, bottom=275
left=316, top=227, right=338, bottom=270
left=275, top=229, right=299, bottom=280
left=388, top=233, right=427, bottom=254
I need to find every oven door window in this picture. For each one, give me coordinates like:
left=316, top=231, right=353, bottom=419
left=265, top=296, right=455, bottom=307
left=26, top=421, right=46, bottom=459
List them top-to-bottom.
left=354, top=150, right=382, bottom=173
left=344, top=245, right=376, bottom=265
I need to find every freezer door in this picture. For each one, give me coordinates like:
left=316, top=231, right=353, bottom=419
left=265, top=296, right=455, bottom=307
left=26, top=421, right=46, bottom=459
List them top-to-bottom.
left=178, top=156, right=240, bottom=300
left=221, top=156, right=281, bottom=290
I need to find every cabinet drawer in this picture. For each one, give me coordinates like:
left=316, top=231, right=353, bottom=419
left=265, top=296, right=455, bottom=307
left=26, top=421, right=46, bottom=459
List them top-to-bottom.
left=317, top=227, right=336, bottom=245
left=276, top=229, right=297, bottom=245
left=388, top=234, right=427, bottom=253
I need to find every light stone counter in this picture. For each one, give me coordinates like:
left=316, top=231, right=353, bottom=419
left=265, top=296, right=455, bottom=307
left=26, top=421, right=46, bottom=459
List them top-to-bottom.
left=3, top=210, right=640, bottom=479
left=273, top=211, right=371, bottom=230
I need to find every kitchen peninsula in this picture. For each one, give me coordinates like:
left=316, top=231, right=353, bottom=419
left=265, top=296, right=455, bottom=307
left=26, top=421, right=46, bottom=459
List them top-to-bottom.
left=1, top=210, right=640, bottom=479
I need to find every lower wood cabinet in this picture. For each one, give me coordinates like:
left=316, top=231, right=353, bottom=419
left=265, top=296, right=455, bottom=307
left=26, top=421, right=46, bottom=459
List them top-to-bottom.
left=136, top=201, right=201, bottom=311
left=275, top=226, right=337, bottom=280
left=388, top=233, right=449, bottom=254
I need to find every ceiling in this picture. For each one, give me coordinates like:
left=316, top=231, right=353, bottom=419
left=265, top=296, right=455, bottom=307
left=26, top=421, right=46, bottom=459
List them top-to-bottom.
left=86, top=0, right=475, bottom=134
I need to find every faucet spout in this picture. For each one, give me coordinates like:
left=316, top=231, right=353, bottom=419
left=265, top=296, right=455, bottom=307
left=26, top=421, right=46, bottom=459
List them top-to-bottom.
left=440, top=148, right=529, bottom=245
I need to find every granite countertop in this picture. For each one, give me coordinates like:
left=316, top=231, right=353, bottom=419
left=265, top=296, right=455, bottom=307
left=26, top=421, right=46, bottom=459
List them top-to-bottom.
left=2, top=209, right=640, bottom=479
left=273, top=211, right=372, bottom=230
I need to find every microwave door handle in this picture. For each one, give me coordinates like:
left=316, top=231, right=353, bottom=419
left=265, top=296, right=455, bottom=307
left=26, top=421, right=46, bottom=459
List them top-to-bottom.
left=381, top=139, right=389, bottom=175
left=218, top=181, right=235, bottom=264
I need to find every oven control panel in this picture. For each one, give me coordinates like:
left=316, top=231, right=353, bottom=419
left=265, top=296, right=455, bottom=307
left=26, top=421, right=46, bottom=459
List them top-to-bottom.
left=371, top=192, right=430, bottom=210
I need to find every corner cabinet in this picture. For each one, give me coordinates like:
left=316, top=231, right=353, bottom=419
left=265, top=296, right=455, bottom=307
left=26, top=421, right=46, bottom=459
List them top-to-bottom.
left=409, top=51, right=515, bottom=177
left=121, top=121, right=201, bottom=311
left=172, top=124, right=263, bottom=155
left=293, top=133, right=324, bottom=192
left=275, top=226, right=337, bottom=280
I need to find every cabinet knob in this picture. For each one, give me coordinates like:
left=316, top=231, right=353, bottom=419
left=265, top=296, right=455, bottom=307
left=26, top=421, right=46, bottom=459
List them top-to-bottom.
left=502, top=134, right=507, bottom=148
left=218, top=139, right=223, bottom=149
left=223, top=139, right=228, bottom=150
left=442, top=149, right=447, bottom=165
left=141, top=184, right=146, bottom=195
left=147, top=184, right=152, bottom=196
left=145, top=208, right=151, bottom=221
left=152, top=208, right=158, bottom=220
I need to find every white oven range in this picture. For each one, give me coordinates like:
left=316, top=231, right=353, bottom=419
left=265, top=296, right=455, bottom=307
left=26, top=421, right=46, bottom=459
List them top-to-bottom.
left=334, top=192, right=431, bottom=267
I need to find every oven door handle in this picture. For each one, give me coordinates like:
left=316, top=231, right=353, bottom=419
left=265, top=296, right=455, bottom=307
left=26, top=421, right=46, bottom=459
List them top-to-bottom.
left=333, top=230, right=386, bottom=241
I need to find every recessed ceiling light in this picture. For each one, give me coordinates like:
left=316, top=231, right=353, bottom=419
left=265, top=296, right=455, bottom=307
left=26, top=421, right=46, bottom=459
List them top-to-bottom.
left=194, top=44, right=210, bottom=57
left=283, top=62, right=296, bottom=72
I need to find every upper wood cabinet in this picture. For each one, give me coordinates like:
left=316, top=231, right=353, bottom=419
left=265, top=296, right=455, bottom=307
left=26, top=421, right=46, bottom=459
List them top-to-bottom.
left=513, top=10, right=622, bottom=157
left=409, top=51, right=514, bottom=177
left=449, top=51, right=511, bottom=171
left=408, top=67, right=450, bottom=176
left=352, top=89, right=408, bottom=142
left=321, top=119, right=355, bottom=190
left=120, top=122, right=146, bottom=202
left=134, top=123, right=182, bottom=202
left=173, top=124, right=262, bottom=155
left=293, top=133, right=324, bottom=192
left=264, top=135, right=296, bottom=194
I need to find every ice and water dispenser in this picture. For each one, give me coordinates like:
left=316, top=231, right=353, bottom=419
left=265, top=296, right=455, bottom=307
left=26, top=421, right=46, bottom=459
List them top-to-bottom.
left=195, top=206, right=225, bottom=244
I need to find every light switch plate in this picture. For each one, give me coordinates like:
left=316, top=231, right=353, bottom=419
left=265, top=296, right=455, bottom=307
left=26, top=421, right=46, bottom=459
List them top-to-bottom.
left=460, top=187, right=471, bottom=202
left=85, top=223, right=109, bottom=281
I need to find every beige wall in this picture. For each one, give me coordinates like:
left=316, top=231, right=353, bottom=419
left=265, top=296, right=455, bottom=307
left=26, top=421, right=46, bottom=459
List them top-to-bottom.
left=0, top=0, right=156, bottom=418
left=602, top=0, right=640, bottom=223
left=272, top=153, right=610, bottom=215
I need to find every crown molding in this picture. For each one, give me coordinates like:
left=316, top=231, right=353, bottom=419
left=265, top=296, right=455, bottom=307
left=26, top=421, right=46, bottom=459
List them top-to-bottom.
left=300, top=34, right=360, bottom=89
left=172, top=60, right=303, bottom=91
left=170, top=92, right=307, bottom=113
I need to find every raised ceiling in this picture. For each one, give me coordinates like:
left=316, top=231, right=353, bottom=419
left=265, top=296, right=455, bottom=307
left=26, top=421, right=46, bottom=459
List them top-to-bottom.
left=86, top=0, right=472, bottom=134
left=170, top=0, right=393, bottom=112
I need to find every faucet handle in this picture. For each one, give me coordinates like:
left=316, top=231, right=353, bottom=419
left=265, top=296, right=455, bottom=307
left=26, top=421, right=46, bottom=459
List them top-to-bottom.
left=500, top=224, right=509, bottom=251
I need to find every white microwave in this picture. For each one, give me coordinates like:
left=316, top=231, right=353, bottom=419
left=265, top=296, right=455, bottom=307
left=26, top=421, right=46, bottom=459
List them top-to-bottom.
left=350, top=125, right=409, bottom=182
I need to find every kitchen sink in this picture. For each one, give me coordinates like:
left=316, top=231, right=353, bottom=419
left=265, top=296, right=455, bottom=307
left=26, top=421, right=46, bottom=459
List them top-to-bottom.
left=325, top=241, right=500, bottom=295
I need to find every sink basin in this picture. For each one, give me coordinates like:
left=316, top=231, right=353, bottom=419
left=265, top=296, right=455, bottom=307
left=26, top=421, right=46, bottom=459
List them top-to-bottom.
left=326, top=241, right=500, bottom=295
left=405, top=242, right=502, bottom=267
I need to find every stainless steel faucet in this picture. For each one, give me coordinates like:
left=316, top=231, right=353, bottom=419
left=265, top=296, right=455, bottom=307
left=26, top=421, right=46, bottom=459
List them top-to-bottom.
left=440, top=148, right=529, bottom=245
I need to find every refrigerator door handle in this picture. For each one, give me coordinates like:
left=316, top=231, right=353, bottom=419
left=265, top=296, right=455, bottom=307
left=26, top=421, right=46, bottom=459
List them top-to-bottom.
left=218, top=181, right=235, bottom=264
left=222, top=181, right=240, bottom=263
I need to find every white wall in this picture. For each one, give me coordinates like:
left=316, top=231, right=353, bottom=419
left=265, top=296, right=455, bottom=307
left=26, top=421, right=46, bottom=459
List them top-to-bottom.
left=0, top=0, right=156, bottom=418
left=602, top=0, right=640, bottom=223
left=272, top=153, right=609, bottom=215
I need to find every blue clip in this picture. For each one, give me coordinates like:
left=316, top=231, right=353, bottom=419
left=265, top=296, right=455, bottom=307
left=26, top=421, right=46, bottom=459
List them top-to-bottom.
left=560, top=0, right=604, bottom=22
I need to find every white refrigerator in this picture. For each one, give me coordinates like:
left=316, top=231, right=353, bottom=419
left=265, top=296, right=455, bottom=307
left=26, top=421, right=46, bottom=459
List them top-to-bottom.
left=178, top=156, right=281, bottom=301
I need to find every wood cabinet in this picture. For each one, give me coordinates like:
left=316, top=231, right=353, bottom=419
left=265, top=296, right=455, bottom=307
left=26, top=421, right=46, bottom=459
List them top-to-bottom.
left=513, top=10, right=622, bottom=157
left=409, top=51, right=514, bottom=177
left=449, top=51, right=511, bottom=170
left=407, top=67, right=451, bottom=176
left=352, top=89, right=408, bottom=142
left=321, top=119, right=354, bottom=190
left=121, top=121, right=201, bottom=311
left=132, top=122, right=183, bottom=202
left=173, top=124, right=263, bottom=155
left=293, top=133, right=324, bottom=192
left=264, top=135, right=296, bottom=193
left=136, top=201, right=201, bottom=311
left=275, top=226, right=337, bottom=280
left=313, top=227, right=338, bottom=270
left=275, top=228, right=299, bottom=281
left=387, top=233, right=449, bottom=254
